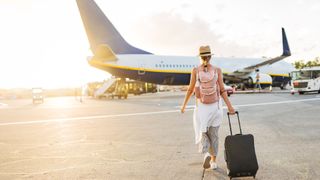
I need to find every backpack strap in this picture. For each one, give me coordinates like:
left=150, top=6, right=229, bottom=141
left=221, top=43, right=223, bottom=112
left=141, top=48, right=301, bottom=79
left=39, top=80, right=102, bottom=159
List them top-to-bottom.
left=213, top=66, right=221, bottom=109
left=197, top=67, right=200, bottom=82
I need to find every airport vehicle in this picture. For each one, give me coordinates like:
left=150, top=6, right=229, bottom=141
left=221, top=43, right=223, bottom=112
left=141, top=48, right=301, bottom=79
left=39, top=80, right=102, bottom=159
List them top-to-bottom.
left=76, top=0, right=292, bottom=89
left=291, top=66, right=320, bottom=94
left=89, top=78, right=157, bottom=98
left=94, top=78, right=128, bottom=99
left=110, top=78, right=128, bottom=99
left=127, top=80, right=157, bottom=95
left=224, top=84, right=234, bottom=97
left=32, top=88, right=44, bottom=104
left=225, top=112, right=258, bottom=179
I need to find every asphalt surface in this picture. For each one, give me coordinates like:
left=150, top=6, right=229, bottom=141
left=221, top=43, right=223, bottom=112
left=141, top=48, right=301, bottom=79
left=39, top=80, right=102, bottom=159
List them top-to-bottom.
left=0, top=92, right=319, bottom=179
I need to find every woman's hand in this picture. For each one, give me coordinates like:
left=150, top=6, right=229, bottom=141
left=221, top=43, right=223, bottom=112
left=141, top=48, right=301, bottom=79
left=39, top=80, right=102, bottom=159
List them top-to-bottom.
left=228, top=106, right=236, bottom=115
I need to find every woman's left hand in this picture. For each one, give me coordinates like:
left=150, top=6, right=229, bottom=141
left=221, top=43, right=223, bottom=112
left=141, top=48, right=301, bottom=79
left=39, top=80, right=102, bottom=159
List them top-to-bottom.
left=228, top=106, right=236, bottom=115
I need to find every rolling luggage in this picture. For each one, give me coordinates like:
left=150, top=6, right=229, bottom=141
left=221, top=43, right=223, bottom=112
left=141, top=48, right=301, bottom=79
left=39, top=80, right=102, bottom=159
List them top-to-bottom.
left=224, top=112, right=258, bottom=179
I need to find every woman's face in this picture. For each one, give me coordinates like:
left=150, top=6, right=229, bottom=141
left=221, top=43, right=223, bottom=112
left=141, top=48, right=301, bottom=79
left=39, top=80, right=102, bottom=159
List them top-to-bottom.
left=200, top=55, right=211, bottom=65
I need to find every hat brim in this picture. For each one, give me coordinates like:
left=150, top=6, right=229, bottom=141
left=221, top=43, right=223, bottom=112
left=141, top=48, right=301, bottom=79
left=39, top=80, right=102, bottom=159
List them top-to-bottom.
left=198, top=53, right=214, bottom=57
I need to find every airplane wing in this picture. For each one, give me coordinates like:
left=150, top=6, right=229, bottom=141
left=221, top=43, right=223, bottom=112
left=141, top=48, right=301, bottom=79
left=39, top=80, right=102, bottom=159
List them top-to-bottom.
left=227, top=28, right=291, bottom=76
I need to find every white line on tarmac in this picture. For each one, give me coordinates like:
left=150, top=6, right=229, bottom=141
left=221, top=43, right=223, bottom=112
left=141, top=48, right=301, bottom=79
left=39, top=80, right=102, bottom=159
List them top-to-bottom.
left=175, top=97, right=320, bottom=109
left=1, top=98, right=320, bottom=127
left=0, top=110, right=182, bottom=126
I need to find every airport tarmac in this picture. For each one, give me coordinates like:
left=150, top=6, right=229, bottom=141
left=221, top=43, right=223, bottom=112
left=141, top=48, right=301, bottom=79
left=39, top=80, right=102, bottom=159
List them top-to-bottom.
left=0, top=92, right=319, bottom=179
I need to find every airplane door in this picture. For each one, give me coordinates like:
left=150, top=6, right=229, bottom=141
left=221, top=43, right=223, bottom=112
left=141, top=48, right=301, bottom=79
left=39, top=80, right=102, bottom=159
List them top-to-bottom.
left=138, top=64, right=145, bottom=75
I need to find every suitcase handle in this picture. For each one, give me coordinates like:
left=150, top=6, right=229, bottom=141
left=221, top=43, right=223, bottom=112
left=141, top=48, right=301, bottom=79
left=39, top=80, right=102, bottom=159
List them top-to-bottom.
left=227, top=111, right=242, bottom=135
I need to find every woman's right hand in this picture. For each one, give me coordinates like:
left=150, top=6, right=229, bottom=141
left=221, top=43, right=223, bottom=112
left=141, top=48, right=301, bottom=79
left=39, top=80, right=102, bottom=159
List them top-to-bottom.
left=228, top=106, right=236, bottom=115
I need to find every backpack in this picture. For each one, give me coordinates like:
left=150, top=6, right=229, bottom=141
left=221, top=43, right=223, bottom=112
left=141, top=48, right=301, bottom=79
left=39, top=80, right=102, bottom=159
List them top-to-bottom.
left=194, top=65, right=220, bottom=104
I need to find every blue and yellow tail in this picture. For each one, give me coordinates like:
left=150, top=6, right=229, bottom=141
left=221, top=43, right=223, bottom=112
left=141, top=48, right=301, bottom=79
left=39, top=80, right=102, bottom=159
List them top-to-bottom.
left=76, top=0, right=151, bottom=55
left=281, top=28, right=291, bottom=57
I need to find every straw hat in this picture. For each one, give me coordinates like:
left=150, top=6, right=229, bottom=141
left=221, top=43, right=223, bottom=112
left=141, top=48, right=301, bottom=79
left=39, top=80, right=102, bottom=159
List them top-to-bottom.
left=198, top=45, right=214, bottom=56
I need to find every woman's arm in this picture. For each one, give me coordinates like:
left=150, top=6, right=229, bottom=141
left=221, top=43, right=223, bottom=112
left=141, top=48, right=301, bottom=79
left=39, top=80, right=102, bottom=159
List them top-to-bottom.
left=181, top=68, right=197, bottom=113
left=217, top=68, right=236, bottom=114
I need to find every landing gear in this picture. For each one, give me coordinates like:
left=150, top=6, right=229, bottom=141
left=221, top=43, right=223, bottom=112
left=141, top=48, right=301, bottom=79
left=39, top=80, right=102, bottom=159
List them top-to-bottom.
left=239, top=83, right=246, bottom=91
left=280, top=84, right=284, bottom=90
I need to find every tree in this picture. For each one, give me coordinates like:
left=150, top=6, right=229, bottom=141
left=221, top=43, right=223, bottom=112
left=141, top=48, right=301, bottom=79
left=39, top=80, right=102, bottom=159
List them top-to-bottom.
left=293, top=57, right=320, bottom=69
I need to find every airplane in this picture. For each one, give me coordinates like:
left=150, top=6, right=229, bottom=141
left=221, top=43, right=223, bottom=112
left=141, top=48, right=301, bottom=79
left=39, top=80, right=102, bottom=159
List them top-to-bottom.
left=76, top=0, right=293, bottom=89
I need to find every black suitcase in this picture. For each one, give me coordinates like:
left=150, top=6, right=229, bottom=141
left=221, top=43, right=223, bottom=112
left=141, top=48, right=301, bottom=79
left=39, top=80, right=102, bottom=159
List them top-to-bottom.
left=224, top=112, right=258, bottom=179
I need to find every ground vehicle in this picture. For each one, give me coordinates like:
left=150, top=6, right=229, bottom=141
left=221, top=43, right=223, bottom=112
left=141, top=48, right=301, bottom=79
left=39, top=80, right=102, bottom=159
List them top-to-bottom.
left=290, top=66, right=320, bottom=94
left=90, top=78, right=157, bottom=99
left=101, top=78, right=128, bottom=99
left=112, top=79, right=128, bottom=99
left=127, top=80, right=157, bottom=95
left=224, top=84, right=234, bottom=96
left=32, top=88, right=44, bottom=104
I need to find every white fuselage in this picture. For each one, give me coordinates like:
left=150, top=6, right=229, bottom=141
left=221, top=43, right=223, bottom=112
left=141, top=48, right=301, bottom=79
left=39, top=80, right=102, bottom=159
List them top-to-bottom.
left=88, top=54, right=294, bottom=86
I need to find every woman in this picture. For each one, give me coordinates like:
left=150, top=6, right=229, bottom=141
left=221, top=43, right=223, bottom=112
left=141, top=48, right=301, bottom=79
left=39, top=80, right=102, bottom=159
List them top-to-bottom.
left=181, top=45, right=235, bottom=170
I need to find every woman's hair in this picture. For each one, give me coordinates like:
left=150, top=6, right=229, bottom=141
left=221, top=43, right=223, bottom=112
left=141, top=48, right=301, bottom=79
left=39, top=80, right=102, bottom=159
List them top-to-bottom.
left=200, top=56, right=211, bottom=65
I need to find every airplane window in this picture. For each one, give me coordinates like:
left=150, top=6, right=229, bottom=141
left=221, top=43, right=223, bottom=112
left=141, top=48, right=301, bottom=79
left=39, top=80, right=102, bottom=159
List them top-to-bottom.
left=155, top=64, right=158, bottom=67
left=166, top=64, right=168, bottom=68
left=170, top=64, right=172, bottom=68
left=173, top=65, right=175, bottom=68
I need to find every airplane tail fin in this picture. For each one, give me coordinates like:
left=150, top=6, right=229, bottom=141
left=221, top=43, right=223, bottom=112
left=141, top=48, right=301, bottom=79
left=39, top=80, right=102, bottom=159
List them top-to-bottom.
left=76, top=0, right=151, bottom=55
left=239, top=27, right=291, bottom=71
left=282, top=27, right=291, bottom=56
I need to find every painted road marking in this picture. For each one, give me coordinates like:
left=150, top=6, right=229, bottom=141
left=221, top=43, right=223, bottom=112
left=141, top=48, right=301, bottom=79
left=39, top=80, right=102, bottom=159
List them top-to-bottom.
left=0, top=98, right=320, bottom=126
left=175, top=98, right=320, bottom=109
left=0, top=110, right=182, bottom=126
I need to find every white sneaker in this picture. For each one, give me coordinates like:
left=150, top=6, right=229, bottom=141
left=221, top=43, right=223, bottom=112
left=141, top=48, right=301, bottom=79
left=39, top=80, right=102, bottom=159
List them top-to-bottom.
left=203, top=152, right=211, bottom=169
left=210, top=161, right=218, bottom=170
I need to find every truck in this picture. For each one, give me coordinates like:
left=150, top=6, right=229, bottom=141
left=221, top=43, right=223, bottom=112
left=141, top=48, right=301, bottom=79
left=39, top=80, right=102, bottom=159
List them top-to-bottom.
left=290, top=66, right=320, bottom=94
left=32, top=88, right=44, bottom=104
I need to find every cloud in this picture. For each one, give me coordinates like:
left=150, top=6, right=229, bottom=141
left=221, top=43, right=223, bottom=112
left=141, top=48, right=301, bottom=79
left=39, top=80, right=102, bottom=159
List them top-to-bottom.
left=132, top=12, right=259, bottom=57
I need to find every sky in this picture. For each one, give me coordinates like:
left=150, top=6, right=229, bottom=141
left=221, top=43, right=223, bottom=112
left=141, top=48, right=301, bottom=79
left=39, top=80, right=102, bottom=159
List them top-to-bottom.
left=0, top=0, right=319, bottom=88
